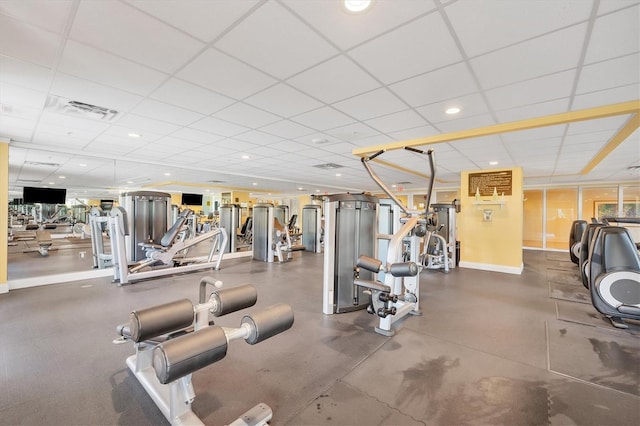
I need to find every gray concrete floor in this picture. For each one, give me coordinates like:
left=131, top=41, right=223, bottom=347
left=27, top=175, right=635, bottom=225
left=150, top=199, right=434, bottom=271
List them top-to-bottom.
left=1, top=249, right=639, bottom=425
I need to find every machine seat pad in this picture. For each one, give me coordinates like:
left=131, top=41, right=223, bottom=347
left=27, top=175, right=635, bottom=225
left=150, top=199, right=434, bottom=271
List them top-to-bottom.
left=36, top=230, right=53, bottom=245
left=139, top=242, right=164, bottom=250
left=289, top=244, right=306, bottom=252
left=595, top=270, right=640, bottom=311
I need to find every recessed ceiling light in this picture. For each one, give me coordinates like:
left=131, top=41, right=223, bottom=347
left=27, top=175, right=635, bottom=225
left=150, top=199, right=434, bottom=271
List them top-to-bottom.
left=344, top=0, right=372, bottom=12
left=445, top=107, right=461, bottom=115
left=128, top=132, right=141, bottom=138
left=241, top=154, right=250, bottom=160
left=489, top=161, right=498, bottom=166
left=79, top=163, right=87, bottom=167
left=164, top=172, right=171, bottom=176
left=335, top=173, right=341, bottom=177
left=58, top=175, right=66, bottom=179
left=127, top=181, right=133, bottom=184
left=48, top=182, right=54, bottom=185
left=252, top=182, right=257, bottom=186
left=391, top=184, right=397, bottom=188
left=297, top=187, right=304, bottom=191
left=316, top=189, right=321, bottom=192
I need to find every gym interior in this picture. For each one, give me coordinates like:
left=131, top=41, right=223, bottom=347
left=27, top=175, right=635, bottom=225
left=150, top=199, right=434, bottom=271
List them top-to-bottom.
left=1, top=1, right=639, bottom=425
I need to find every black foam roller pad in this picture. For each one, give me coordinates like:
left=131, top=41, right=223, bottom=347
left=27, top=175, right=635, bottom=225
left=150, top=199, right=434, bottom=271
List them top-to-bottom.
left=356, top=255, right=382, bottom=273
left=389, top=262, right=418, bottom=277
left=211, top=284, right=258, bottom=317
left=129, top=299, right=194, bottom=343
left=242, top=303, right=294, bottom=345
left=153, top=326, right=228, bottom=384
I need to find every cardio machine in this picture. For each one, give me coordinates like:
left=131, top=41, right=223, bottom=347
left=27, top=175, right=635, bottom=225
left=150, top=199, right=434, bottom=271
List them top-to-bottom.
left=353, top=147, right=436, bottom=336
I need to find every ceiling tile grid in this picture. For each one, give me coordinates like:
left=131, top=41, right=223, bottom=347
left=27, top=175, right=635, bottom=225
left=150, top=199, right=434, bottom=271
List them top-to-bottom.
left=1, top=0, right=638, bottom=199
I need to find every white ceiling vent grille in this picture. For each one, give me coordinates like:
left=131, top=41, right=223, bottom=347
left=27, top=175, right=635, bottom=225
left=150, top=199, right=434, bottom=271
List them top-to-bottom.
left=45, top=95, right=119, bottom=121
left=24, top=161, right=61, bottom=167
left=313, top=163, right=343, bottom=170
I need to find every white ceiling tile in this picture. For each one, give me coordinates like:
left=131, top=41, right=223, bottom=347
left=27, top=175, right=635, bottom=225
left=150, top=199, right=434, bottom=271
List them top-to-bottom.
left=0, top=0, right=73, bottom=34
left=126, top=0, right=259, bottom=43
left=283, top=0, right=436, bottom=50
left=446, top=0, right=593, bottom=57
left=597, top=0, right=639, bottom=15
left=69, top=1, right=205, bottom=73
left=216, top=1, right=338, bottom=79
left=586, top=5, right=640, bottom=64
left=350, top=12, right=461, bottom=84
left=0, top=13, right=61, bottom=67
left=472, top=23, right=586, bottom=90
left=58, top=40, right=168, bottom=96
left=177, top=48, right=276, bottom=99
left=576, top=53, right=640, bottom=94
left=0, top=55, right=51, bottom=91
left=287, top=55, right=380, bottom=104
left=390, top=62, right=478, bottom=107
left=485, top=69, right=576, bottom=111
left=50, top=72, right=143, bottom=112
left=150, top=78, right=235, bottom=116
left=0, top=82, right=46, bottom=109
left=572, top=83, right=640, bottom=110
left=245, top=84, right=322, bottom=117
left=333, top=88, right=406, bottom=121
left=417, top=93, right=490, bottom=124
left=495, top=98, right=570, bottom=123
left=131, top=99, right=204, bottom=126
left=213, top=102, right=281, bottom=128
left=291, top=107, right=355, bottom=131
left=364, top=109, right=427, bottom=134
left=39, top=110, right=110, bottom=134
left=115, top=113, right=181, bottom=136
left=436, top=113, right=496, bottom=133
left=0, top=115, right=36, bottom=132
left=566, top=115, right=630, bottom=135
left=189, top=116, right=250, bottom=137
left=259, top=119, right=315, bottom=140
left=326, top=123, right=380, bottom=142
left=104, top=124, right=164, bottom=142
left=387, top=125, right=439, bottom=141
left=502, top=126, right=566, bottom=144
left=167, top=128, right=224, bottom=145
left=563, top=129, right=617, bottom=145
left=233, top=130, right=283, bottom=145
left=348, top=133, right=395, bottom=148
left=447, top=134, right=504, bottom=151
left=153, top=136, right=203, bottom=151
left=209, top=139, right=258, bottom=154
left=560, top=141, right=604, bottom=152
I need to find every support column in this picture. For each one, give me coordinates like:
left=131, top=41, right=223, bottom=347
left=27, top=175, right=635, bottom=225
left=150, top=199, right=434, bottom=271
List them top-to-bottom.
left=1, top=139, right=9, bottom=293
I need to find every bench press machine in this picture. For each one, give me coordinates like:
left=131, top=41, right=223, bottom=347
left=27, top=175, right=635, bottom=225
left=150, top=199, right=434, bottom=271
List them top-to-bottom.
left=353, top=147, right=436, bottom=336
left=108, top=207, right=228, bottom=285
left=114, top=276, right=294, bottom=425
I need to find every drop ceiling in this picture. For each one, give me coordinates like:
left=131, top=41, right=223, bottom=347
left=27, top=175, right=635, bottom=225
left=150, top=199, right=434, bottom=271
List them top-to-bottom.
left=1, top=0, right=638, bottom=200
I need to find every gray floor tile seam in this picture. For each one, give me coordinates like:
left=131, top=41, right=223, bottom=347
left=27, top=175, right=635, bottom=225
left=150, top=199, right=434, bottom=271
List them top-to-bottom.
left=552, top=300, right=640, bottom=338
left=394, top=321, right=553, bottom=374
left=282, top=337, right=392, bottom=425
left=331, top=379, right=428, bottom=426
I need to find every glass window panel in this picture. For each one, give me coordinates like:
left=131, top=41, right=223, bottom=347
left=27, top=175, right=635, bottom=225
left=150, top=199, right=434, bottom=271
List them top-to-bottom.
left=622, top=185, right=640, bottom=243
left=581, top=187, right=618, bottom=221
left=546, top=188, right=577, bottom=250
left=524, top=190, right=543, bottom=248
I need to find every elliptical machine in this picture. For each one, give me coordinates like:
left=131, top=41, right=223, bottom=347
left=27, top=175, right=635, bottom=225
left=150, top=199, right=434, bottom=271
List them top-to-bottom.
left=353, top=147, right=436, bottom=336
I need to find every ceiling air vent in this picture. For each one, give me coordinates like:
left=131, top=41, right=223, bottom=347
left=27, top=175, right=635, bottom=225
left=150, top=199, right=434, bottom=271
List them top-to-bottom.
left=45, top=95, right=119, bottom=121
left=24, top=161, right=61, bottom=167
left=313, top=163, right=343, bottom=170
left=627, top=166, right=640, bottom=170
left=17, top=179, right=42, bottom=183
left=207, top=180, right=225, bottom=183
left=396, top=181, right=412, bottom=185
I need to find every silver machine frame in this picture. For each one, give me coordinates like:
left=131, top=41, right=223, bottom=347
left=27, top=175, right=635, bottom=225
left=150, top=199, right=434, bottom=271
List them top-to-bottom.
left=354, top=147, right=437, bottom=336
left=120, top=191, right=172, bottom=263
left=322, top=193, right=378, bottom=314
left=220, top=203, right=241, bottom=253
left=254, top=203, right=304, bottom=263
left=302, top=204, right=323, bottom=253
left=89, top=206, right=112, bottom=269
left=107, top=207, right=228, bottom=285
left=114, top=276, right=294, bottom=426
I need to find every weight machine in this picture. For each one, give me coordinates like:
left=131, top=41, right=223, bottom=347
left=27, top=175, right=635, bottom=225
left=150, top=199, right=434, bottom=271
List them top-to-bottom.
left=353, top=147, right=437, bottom=336
left=108, top=207, right=228, bottom=285
left=114, top=276, right=294, bottom=425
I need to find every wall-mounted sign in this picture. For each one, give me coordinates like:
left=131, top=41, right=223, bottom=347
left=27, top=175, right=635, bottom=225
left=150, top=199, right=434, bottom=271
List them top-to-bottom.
left=468, top=170, right=512, bottom=197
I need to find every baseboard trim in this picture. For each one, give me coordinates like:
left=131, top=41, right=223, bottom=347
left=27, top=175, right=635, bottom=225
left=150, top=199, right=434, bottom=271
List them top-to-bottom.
left=459, top=261, right=523, bottom=275
left=7, top=268, right=113, bottom=291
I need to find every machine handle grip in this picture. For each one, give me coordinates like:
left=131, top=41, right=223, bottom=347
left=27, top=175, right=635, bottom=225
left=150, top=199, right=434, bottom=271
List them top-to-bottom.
left=367, top=149, right=385, bottom=160
left=356, top=255, right=382, bottom=273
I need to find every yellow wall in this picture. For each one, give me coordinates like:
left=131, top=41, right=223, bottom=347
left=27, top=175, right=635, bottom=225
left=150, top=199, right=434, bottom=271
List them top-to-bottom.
left=1, top=141, right=8, bottom=290
left=458, top=167, right=523, bottom=274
